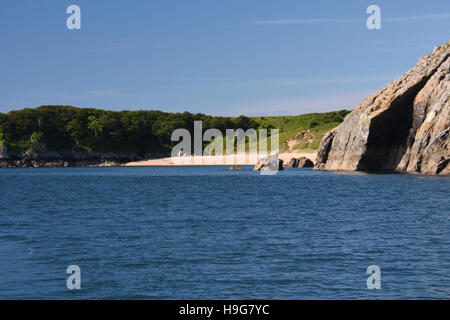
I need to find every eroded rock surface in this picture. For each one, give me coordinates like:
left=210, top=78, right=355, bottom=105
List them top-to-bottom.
left=315, top=40, right=450, bottom=174
left=254, top=154, right=284, bottom=171
left=284, top=157, right=314, bottom=168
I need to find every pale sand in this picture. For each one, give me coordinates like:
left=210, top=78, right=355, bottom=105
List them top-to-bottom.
left=124, top=152, right=317, bottom=166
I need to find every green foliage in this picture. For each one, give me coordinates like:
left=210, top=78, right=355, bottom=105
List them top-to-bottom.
left=0, top=106, right=350, bottom=155
left=0, top=106, right=259, bottom=156
left=250, top=110, right=351, bottom=152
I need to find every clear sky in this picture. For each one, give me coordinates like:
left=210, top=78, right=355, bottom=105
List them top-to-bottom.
left=0, top=0, right=449, bottom=116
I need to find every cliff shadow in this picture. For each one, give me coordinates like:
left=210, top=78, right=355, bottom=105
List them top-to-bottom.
left=357, top=79, right=428, bottom=171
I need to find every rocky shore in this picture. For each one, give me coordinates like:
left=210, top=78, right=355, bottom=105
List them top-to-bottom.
left=0, top=151, right=166, bottom=168
left=284, top=156, right=314, bottom=168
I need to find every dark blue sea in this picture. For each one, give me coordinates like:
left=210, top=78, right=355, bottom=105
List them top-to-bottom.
left=0, top=166, right=449, bottom=299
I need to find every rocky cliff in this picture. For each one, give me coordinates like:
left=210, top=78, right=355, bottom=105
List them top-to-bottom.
left=315, top=40, right=450, bottom=174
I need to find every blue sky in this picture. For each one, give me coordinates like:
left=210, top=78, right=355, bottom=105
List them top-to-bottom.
left=0, top=0, right=449, bottom=116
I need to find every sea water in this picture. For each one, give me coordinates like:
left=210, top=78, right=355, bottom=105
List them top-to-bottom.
left=0, top=166, right=448, bottom=299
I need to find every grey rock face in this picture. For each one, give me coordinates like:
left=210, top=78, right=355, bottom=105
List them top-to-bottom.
left=316, top=40, right=450, bottom=175
left=254, top=154, right=284, bottom=171
left=284, top=156, right=314, bottom=168
left=285, top=157, right=299, bottom=168
left=297, top=157, right=314, bottom=168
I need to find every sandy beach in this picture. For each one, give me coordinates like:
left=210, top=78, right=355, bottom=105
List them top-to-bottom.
left=124, top=152, right=317, bottom=166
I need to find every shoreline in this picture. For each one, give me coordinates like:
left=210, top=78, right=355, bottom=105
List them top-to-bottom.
left=0, top=152, right=317, bottom=168
left=124, top=152, right=317, bottom=166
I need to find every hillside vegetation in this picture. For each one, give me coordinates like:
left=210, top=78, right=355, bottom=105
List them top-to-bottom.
left=0, top=106, right=350, bottom=156
left=252, top=110, right=350, bottom=152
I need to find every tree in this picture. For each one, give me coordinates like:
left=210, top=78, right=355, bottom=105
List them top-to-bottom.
left=87, top=115, right=103, bottom=137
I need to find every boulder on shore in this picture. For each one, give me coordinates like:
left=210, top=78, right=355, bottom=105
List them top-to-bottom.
left=315, top=40, right=450, bottom=175
left=254, top=154, right=283, bottom=171
left=284, top=156, right=314, bottom=168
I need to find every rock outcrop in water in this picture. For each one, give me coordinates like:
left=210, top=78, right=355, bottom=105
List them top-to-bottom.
left=315, top=40, right=450, bottom=174
left=254, top=154, right=284, bottom=171
left=284, top=157, right=314, bottom=168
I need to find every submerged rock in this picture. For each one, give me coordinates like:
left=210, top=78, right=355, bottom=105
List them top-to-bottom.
left=315, top=40, right=450, bottom=175
left=254, top=154, right=283, bottom=171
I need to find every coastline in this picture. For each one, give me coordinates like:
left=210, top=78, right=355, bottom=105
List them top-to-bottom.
left=0, top=152, right=317, bottom=168
left=124, top=152, right=317, bottom=166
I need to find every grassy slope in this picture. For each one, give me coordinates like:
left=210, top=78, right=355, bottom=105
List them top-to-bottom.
left=251, top=110, right=351, bottom=153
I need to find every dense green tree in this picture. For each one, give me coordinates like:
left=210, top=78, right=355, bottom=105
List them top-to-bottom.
left=0, top=106, right=350, bottom=156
